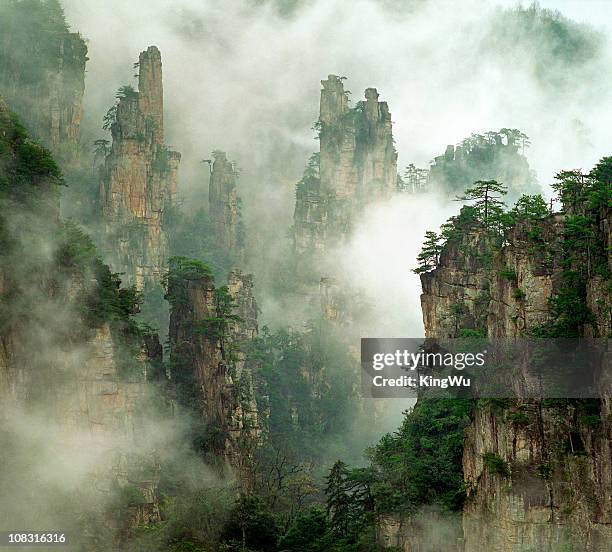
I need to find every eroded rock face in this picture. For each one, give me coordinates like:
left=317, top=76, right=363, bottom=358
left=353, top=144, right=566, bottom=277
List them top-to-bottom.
left=0, top=24, right=87, bottom=165
left=99, top=46, right=181, bottom=291
left=294, top=75, right=397, bottom=254
left=0, top=97, right=164, bottom=537
left=209, top=151, right=243, bottom=256
left=419, top=211, right=612, bottom=551
left=167, top=264, right=260, bottom=480
left=57, top=324, right=163, bottom=528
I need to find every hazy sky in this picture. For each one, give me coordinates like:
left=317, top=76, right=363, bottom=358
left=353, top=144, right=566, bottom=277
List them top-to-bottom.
left=63, top=0, right=611, bottom=190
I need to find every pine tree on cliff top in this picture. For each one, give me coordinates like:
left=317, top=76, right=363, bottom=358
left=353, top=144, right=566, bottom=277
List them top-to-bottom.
left=456, top=179, right=508, bottom=228
left=414, top=231, right=442, bottom=274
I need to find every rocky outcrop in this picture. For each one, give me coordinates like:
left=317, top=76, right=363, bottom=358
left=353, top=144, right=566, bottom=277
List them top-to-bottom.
left=0, top=2, right=87, bottom=164
left=99, top=46, right=180, bottom=291
left=294, top=75, right=397, bottom=254
left=0, top=98, right=163, bottom=539
left=427, top=130, right=538, bottom=200
left=209, top=151, right=243, bottom=256
left=420, top=202, right=611, bottom=550
left=420, top=214, right=566, bottom=339
left=167, top=260, right=260, bottom=479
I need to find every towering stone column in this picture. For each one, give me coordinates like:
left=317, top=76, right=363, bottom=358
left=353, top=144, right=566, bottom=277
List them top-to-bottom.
left=99, top=46, right=181, bottom=290
left=137, top=46, right=164, bottom=145
left=294, top=75, right=398, bottom=254
left=209, top=150, right=243, bottom=256
left=167, top=260, right=260, bottom=479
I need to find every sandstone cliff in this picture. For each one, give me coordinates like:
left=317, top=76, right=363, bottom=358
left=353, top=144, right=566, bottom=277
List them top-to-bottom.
left=0, top=1, right=87, bottom=165
left=99, top=46, right=180, bottom=291
left=294, top=75, right=397, bottom=254
left=0, top=98, right=163, bottom=541
left=209, top=150, right=244, bottom=257
left=419, top=179, right=611, bottom=550
left=166, top=259, right=260, bottom=480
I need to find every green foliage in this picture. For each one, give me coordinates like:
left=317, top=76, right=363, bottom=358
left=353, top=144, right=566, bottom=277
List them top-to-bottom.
left=0, top=0, right=85, bottom=149
left=488, top=4, right=603, bottom=89
left=116, top=84, right=138, bottom=100
left=102, top=104, right=117, bottom=131
left=0, top=111, right=63, bottom=200
left=428, top=128, right=537, bottom=198
left=92, top=138, right=110, bottom=158
left=153, top=146, right=172, bottom=173
left=296, top=153, right=320, bottom=195
left=553, top=162, right=612, bottom=214
left=401, top=163, right=429, bottom=193
left=456, top=179, right=507, bottom=229
left=510, top=194, right=549, bottom=221
left=166, top=205, right=236, bottom=281
left=439, top=205, right=481, bottom=244
left=55, top=222, right=142, bottom=330
left=414, top=231, right=442, bottom=274
left=167, top=256, right=212, bottom=282
left=499, top=267, right=517, bottom=282
left=195, top=286, right=241, bottom=340
left=512, top=287, right=526, bottom=301
left=250, top=322, right=358, bottom=464
left=458, top=328, right=486, bottom=338
left=369, top=399, right=472, bottom=514
left=507, top=410, right=529, bottom=426
left=580, top=414, right=601, bottom=429
left=482, top=452, right=510, bottom=477
left=325, top=461, right=354, bottom=537
left=326, top=461, right=374, bottom=539
left=536, top=463, right=554, bottom=480
left=126, top=487, right=234, bottom=552
left=221, top=495, right=279, bottom=552
left=277, top=507, right=330, bottom=552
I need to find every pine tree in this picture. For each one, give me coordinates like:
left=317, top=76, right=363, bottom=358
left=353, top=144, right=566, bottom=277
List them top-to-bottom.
left=456, top=179, right=508, bottom=228
left=414, top=231, right=442, bottom=274
left=325, top=460, right=352, bottom=537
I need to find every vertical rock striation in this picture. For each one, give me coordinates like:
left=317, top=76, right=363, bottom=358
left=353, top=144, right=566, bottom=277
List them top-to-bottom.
left=0, top=2, right=87, bottom=164
left=99, top=46, right=181, bottom=290
left=294, top=75, right=397, bottom=254
left=0, top=101, right=163, bottom=536
left=209, top=150, right=244, bottom=256
left=420, top=196, right=611, bottom=550
left=167, top=260, right=260, bottom=479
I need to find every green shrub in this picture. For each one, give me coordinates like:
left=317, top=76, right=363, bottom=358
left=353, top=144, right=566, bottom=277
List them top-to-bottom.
left=499, top=267, right=518, bottom=281
left=508, top=411, right=530, bottom=426
left=580, top=414, right=601, bottom=428
left=482, top=452, right=511, bottom=477
left=536, top=463, right=554, bottom=480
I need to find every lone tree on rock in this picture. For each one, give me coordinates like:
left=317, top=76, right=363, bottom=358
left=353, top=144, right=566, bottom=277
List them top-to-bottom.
left=456, top=179, right=508, bottom=228
left=414, top=231, right=442, bottom=274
